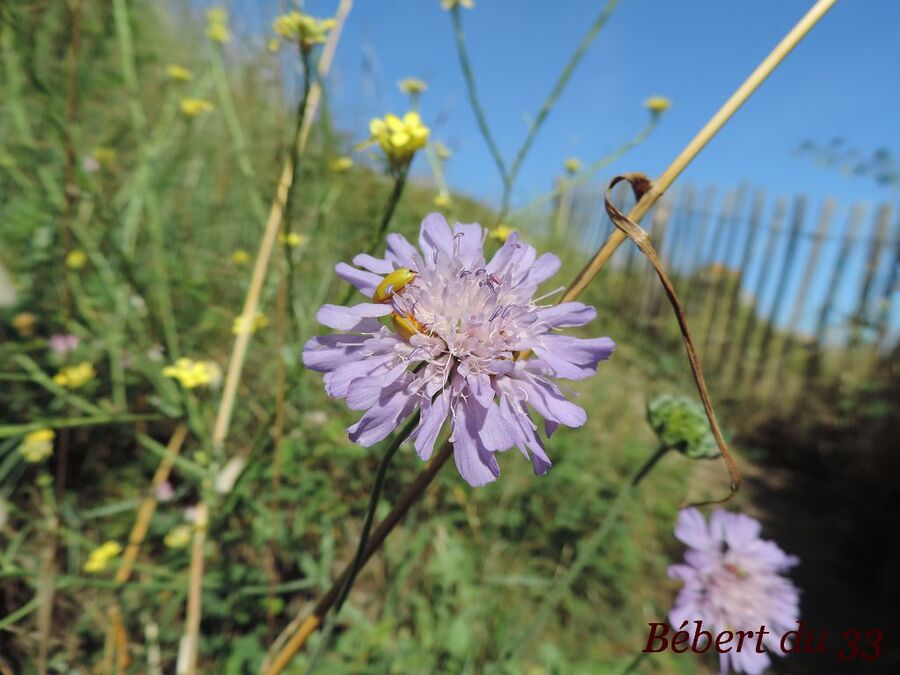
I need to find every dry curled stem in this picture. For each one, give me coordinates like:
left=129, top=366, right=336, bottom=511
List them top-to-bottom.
left=603, top=173, right=741, bottom=504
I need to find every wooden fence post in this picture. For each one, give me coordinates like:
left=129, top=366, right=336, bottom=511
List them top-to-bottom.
left=701, top=185, right=749, bottom=356
left=680, top=186, right=718, bottom=313
left=713, top=189, right=766, bottom=372
left=748, top=195, right=807, bottom=393
left=729, top=197, right=787, bottom=389
left=770, top=198, right=835, bottom=401
left=803, top=204, right=866, bottom=385
left=840, top=205, right=892, bottom=383
left=873, top=211, right=900, bottom=354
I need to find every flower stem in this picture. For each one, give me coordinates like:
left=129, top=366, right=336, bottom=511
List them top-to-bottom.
left=499, top=0, right=620, bottom=221
left=450, top=5, right=508, bottom=189
left=339, top=163, right=410, bottom=306
left=304, top=411, right=421, bottom=674
left=262, top=413, right=423, bottom=675
left=497, top=445, right=670, bottom=664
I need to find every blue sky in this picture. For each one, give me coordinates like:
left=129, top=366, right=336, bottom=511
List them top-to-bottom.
left=207, top=0, right=898, bottom=339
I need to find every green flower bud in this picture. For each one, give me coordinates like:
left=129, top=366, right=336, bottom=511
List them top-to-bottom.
left=646, top=393, right=719, bottom=459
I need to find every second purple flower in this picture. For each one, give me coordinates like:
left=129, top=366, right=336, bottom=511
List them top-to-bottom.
left=303, top=214, right=614, bottom=486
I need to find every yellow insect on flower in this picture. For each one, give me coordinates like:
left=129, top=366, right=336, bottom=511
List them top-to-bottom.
left=206, top=8, right=231, bottom=44
left=272, top=12, right=336, bottom=51
left=166, top=64, right=193, bottom=81
left=398, top=78, right=428, bottom=96
left=643, top=95, right=672, bottom=114
left=180, top=98, right=215, bottom=117
left=366, top=112, right=430, bottom=166
left=329, top=157, right=354, bottom=173
left=564, top=157, right=582, bottom=175
left=490, top=225, right=517, bottom=243
left=278, top=232, right=308, bottom=248
left=66, top=249, right=87, bottom=270
left=231, top=249, right=250, bottom=265
left=374, top=268, right=417, bottom=304
left=232, top=312, right=269, bottom=335
left=163, top=358, right=222, bottom=389
left=53, top=362, right=95, bottom=389
left=19, top=428, right=55, bottom=463
left=83, top=541, right=122, bottom=574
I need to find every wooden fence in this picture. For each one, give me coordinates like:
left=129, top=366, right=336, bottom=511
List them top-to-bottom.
left=556, top=182, right=900, bottom=406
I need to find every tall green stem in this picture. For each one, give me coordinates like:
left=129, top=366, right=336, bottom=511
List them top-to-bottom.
left=500, top=0, right=620, bottom=220
left=450, top=6, right=509, bottom=187
left=338, top=163, right=410, bottom=306
left=305, top=412, right=421, bottom=674
left=497, top=444, right=670, bottom=664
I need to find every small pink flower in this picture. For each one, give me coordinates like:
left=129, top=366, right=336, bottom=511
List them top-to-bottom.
left=49, top=334, right=81, bottom=357
left=156, top=481, right=175, bottom=502
left=669, top=508, right=800, bottom=674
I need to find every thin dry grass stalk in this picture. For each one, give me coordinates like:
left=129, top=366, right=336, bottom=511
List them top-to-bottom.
left=211, top=0, right=354, bottom=453
left=260, top=0, right=838, bottom=669
left=180, top=3, right=354, bottom=672
left=116, top=424, right=189, bottom=584
left=177, top=502, right=208, bottom=675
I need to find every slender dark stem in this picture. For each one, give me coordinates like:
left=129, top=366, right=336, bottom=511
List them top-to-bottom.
left=499, top=0, right=620, bottom=221
left=450, top=6, right=509, bottom=188
left=283, top=48, right=314, bottom=344
left=339, top=162, right=410, bottom=306
left=305, top=411, right=421, bottom=674
left=497, top=444, right=669, bottom=664
left=619, top=650, right=649, bottom=675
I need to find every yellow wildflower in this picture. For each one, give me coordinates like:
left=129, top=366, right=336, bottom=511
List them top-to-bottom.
left=441, top=0, right=475, bottom=9
left=205, top=8, right=231, bottom=44
left=272, top=12, right=336, bottom=51
left=267, top=37, right=281, bottom=53
left=166, top=64, right=193, bottom=81
left=398, top=78, right=428, bottom=95
left=643, top=96, right=672, bottom=114
left=180, top=98, right=215, bottom=117
left=366, top=111, right=430, bottom=166
left=433, top=141, right=452, bottom=161
left=92, top=147, right=117, bottom=166
left=328, top=157, right=354, bottom=173
left=564, top=157, right=582, bottom=175
left=433, top=191, right=452, bottom=208
left=490, top=225, right=516, bottom=243
left=278, top=231, right=308, bottom=248
left=66, top=249, right=87, bottom=270
left=231, top=249, right=250, bottom=265
left=12, top=312, right=37, bottom=337
left=232, top=312, right=268, bottom=335
left=163, top=358, right=222, bottom=389
left=53, top=362, right=95, bottom=389
left=19, top=428, right=54, bottom=463
left=164, top=524, right=192, bottom=549
left=83, top=541, right=122, bottom=574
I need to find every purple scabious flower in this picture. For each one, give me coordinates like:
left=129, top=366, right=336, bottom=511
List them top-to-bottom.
left=303, top=213, right=614, bottom=486
left=668, top=508, right=800, bottom=675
